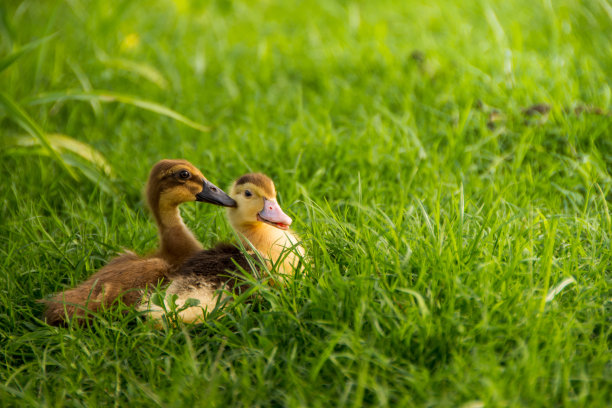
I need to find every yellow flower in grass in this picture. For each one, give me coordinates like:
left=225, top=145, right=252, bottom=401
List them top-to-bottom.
left=172, top=0, right=189, bottom=14
left=121, top=33, right=140, bottom=52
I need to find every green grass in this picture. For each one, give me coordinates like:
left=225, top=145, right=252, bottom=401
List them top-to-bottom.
left=1, top=0, right=611, bottom=406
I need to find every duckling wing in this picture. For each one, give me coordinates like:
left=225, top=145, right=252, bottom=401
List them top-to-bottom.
left=171, top=243, right=255, bottom=293
left=139, top=244, right=258, bottom=325
left=42, top=254, right=170, bottom=326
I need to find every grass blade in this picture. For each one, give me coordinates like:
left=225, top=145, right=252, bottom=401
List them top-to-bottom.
left=0, top=33, right=57, bottom=73
left=97, top=51, right=169, bottom=90
left=67, top=59, right=102, bottom=117
left=25, top=90, right=210, bottom=132
left=0, top=92, right=78, bottom=179
left=3, top=133, right=116, bottom=193
left=8, top=133, right=112, bottom=176
left=538, top=219, right=559, bottom=315
left=545, top=277, right=576, bottom=302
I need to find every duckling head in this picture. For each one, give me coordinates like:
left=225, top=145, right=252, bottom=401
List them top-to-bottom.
left=146, top=159, right=236, bottom=217
left=227, top=173, right=293, bottom=231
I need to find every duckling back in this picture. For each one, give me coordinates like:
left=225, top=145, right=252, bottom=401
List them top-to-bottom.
left=42, top=253, right=170, bottom=325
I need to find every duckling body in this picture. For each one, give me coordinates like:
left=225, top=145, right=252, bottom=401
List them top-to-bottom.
left=42, top=159, right=236, bottom=325
left=140, top=173, right=304, bottom=324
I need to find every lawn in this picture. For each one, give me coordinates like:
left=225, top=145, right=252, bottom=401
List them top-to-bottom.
left=0, top=0, right=610, bottom=406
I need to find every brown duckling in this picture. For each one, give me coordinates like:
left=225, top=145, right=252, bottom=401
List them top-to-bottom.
left=42, top=159, right=236, bottom=325
left=140, top=173, right=304, bottom=324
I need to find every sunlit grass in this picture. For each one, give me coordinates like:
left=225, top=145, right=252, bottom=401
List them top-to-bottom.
left=0, top=0, right=610, bottom=406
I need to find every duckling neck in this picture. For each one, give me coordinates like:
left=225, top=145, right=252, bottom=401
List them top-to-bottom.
left=154, top=204, right=203, bottom=264
left=234, top=222, right=304, bottom=275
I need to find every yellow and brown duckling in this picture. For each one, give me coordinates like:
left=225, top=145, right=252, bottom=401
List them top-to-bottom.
left=42, top=159, right=236, bottom=325
left=140, top=173, right=305, bottom=324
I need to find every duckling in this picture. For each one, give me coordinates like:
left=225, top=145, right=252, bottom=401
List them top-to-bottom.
left=42, top=159, right=236, bottom=325
left=140, top=173, right=304, bottom=324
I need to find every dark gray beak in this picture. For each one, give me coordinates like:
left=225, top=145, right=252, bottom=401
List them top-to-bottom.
left=196, top=180, right=236, bottom=207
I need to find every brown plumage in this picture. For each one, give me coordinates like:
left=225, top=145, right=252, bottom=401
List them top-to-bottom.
left=41, top=159, right=235, bottom=325
left=140, top=173, right=305, bottom=325
left=170, top=243, right=254, bottom=295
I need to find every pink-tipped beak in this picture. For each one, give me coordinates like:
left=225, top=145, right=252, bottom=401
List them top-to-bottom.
left=257, top=199, right=292, bottom=230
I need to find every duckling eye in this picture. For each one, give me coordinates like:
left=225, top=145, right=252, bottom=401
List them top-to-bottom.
left=179, top=170, right=191, bottom=179
left=244, top=190, right=252, bottom=197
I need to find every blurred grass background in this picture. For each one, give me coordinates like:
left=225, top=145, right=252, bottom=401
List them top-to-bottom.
left=0, top=0, right=611, bottom=406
